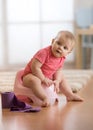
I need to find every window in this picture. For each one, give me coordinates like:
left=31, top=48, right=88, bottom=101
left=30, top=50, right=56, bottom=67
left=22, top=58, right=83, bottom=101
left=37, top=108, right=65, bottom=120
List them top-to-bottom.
left=0, top=0, right=74, bottom=68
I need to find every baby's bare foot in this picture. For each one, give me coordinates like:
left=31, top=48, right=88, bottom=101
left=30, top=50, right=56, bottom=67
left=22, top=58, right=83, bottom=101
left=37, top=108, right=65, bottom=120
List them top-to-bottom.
left=67, top=94, right=83, bottom=102
left=41, top=98, right=50, bottom=107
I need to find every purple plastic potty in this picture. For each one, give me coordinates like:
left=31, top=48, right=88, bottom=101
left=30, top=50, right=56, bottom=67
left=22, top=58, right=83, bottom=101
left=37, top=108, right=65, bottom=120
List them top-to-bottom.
left=14, top=69, right=58, bottom=106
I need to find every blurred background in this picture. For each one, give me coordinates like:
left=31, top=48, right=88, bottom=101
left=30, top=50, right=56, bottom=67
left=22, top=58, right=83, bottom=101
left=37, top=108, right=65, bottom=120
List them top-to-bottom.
left=0, top=0, right=93, bottom=70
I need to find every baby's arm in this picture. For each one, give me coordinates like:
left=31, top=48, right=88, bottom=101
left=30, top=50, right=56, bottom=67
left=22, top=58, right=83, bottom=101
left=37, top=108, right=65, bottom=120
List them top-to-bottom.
left=31, top=58, right=53, bottom=86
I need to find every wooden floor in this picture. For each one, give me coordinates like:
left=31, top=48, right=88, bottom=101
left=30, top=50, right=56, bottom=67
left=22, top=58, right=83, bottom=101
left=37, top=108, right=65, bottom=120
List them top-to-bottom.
left=0, top=78, right=93, bottom=130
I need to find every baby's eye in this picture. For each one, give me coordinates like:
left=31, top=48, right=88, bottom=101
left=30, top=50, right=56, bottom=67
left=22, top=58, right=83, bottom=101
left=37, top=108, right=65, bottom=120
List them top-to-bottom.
left=57, top=42, right=61, bottom=45
left=64, top=46, right=68, bottom=50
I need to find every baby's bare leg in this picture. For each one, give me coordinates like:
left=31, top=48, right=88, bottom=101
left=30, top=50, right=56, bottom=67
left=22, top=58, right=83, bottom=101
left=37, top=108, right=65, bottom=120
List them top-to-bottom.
left=23, top=74, right=50, bottom=107
left=59, top=78, right=83, bottom=102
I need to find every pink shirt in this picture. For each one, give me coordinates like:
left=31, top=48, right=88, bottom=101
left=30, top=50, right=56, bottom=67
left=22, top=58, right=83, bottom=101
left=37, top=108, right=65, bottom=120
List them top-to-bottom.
left=23, top=46, right=65, bottom=79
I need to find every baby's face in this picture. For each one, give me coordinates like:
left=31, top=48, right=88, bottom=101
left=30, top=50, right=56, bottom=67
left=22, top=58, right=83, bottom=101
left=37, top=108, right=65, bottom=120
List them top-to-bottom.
left=51, top=35, right=74, bottom=58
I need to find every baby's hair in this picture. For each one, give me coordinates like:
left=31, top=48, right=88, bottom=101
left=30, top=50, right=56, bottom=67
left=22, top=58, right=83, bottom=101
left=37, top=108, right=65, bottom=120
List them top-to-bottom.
left=57, top=30, right=75, bottom=43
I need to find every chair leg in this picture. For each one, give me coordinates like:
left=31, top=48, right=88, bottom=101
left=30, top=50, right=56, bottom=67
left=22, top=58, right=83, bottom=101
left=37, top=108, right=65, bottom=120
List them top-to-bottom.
left=82, top=48, right=87, bottom=69
left=90, top=48, right=93, bottom=69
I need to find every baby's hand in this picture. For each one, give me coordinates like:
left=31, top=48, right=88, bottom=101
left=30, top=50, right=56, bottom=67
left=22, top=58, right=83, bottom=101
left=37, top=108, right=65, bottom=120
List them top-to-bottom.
left=42, top=77, right=53, bottom=87
left=53, top=80, right=60, bottom=93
